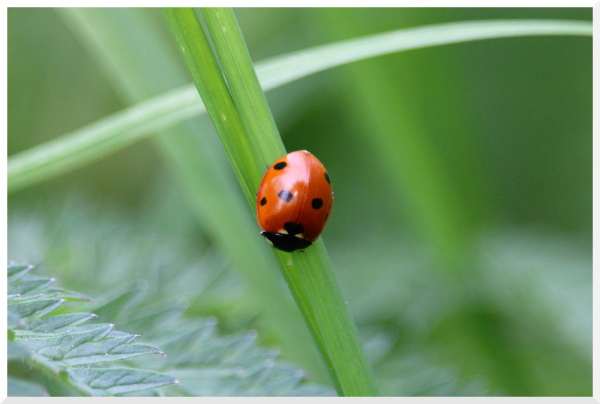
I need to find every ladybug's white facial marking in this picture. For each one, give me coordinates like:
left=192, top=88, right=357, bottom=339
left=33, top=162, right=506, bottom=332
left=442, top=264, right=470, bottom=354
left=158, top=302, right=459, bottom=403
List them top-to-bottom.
left=279, top=229, right=289, bottom=235
left=295, top=233, right=305, bottom=239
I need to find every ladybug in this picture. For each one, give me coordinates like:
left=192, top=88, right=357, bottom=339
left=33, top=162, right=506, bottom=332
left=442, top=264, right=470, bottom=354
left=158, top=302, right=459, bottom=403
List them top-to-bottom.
left=256, top=150, right=333, bottom=253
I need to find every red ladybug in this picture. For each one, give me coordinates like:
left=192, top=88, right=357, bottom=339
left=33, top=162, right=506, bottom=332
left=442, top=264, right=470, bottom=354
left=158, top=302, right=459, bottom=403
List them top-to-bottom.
left=256, top=150, right=333, bottom=252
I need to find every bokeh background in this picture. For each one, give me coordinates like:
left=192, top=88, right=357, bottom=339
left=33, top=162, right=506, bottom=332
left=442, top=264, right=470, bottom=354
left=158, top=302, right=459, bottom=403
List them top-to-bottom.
left=8, top=8, right=592, bottom=396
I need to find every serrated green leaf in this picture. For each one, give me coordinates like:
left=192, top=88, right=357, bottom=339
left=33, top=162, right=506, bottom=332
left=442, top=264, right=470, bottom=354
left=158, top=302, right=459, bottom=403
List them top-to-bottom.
left=8, top=233, right=335, bottom=397
left=7, top=263, right=178, bottom=396
left=8, top=264, right=33, bottom=283
left=8, top=277, right=55, bottom=296
left=86, top=284, right=146, bottom=322
left=43, top=288, right=94, bottom=302
left=8, top=294, right=44, bottom=302
left=8, top=298, right=64, bottom=318
left=123, top=301, right=186, bottom=335
left=21, top=313, right=98, bottom=333
left=146, top=314, right=335, bottom=396
left=150, top=321, right=216, bottom=353
left=13, top=323, right=109, bottom=338
left=16, top=324, right=114, bottom=360
left=105, top=330, right=138, bottom=341
left=174, top=332, right=256, bottom=367
left=63, top=337, right=163, bottom=366
left=168, top=363, right=332, bottom=397
left=68, top=367, right=179, bottom=396
left=7, top=377, right=49, bottom=397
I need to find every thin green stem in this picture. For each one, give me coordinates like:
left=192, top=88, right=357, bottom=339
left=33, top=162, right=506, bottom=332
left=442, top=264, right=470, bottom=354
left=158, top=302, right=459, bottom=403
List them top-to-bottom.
left=165, top=7, right=380, bottom=396
left=200, top=8, right=286, bottom=169
left=161, top=9, right=261, bottom=204
left=8, top=19, right=591, bottom=193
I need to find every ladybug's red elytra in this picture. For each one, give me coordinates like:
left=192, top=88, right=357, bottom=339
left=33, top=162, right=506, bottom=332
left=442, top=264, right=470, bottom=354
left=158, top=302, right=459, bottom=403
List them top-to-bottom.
left=256, top=150, right=333, bottom=252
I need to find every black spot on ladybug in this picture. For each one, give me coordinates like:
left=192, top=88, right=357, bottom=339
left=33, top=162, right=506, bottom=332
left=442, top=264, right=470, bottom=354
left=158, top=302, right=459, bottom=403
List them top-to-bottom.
left=274, top=162, right=287, bottom=170
left=325, top=172, right=330, bottom=184
left=278, top=190, right=293, bottom=202
left=260, top=197, right=267, bottom=206
left=312, top=198, right=323, bottom=209
left=325, top=213, right=329, bottom=222
left=284, top=222, right=304, bottom=236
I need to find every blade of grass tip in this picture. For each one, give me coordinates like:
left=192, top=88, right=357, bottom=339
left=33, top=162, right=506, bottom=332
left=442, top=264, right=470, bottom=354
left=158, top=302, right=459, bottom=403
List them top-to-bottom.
left=198, top=7, right=379, bottom=396
left=8, top=19, right=591, bottom=193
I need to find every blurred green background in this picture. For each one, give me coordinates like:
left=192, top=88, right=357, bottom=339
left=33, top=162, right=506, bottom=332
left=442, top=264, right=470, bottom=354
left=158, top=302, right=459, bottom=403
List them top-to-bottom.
left=8, top=8, right=592, bottom=396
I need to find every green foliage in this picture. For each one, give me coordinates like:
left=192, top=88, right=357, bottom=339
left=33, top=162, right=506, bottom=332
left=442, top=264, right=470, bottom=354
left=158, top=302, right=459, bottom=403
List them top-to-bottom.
left=8, top=7, right=592, bottom=397
left=55, top=7, right=328, bottom=383
left=166, top=7, right=380, bottom=396
left=7, top=19, right=591, bottom=194
left=9, top=188, right=592, bottom=396
left=7, top=200, right=336, bottom=397
left=7, top=258, right=335, bottom=397
left=7, top=262, right=178, bottom=396
left=85, top=283, right=335, bottom=397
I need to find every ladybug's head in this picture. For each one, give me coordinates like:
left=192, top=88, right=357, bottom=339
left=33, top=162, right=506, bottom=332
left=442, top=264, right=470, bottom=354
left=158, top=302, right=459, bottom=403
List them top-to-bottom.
left=260, top=231, right=312, bottom=253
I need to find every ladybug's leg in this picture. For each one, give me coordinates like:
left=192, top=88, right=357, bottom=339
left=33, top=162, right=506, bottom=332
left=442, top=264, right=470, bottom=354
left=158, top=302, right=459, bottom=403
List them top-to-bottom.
left=265, top=164, right=270, bottom=170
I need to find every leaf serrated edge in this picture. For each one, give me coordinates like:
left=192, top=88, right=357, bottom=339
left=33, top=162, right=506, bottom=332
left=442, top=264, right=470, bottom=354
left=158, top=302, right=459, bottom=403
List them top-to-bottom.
left=67, top=367, right=179, bottom=396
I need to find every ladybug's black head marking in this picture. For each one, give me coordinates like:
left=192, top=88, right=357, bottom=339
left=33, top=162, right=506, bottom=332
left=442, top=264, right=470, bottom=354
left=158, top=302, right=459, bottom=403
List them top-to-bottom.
left=283, top=222, right=304, bottom=236
left=261, top=231, right=312, bottom=253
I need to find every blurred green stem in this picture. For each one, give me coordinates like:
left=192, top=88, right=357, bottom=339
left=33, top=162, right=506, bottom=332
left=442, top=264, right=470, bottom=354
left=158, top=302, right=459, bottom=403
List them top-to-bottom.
left=164, top=7, right=380, bottom=396
left=8, top=19, right=591, bottom=194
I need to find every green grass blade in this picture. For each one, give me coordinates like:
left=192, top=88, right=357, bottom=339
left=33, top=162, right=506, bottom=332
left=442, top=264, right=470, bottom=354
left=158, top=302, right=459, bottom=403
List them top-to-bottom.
left=58, top=7, right=330, bottom=384
left=165, top=7, right=380, bottom=396
left=161, top=8, right=261, bottom=203
left=200, top=8, right=285, bottom=168
left=201, top=9, right=380, bottom=395
left=8, top=18, right=591, bottom=193
left=256, top=18, right=592, bottom=89
left=7, top=86, right=201, bottom=194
